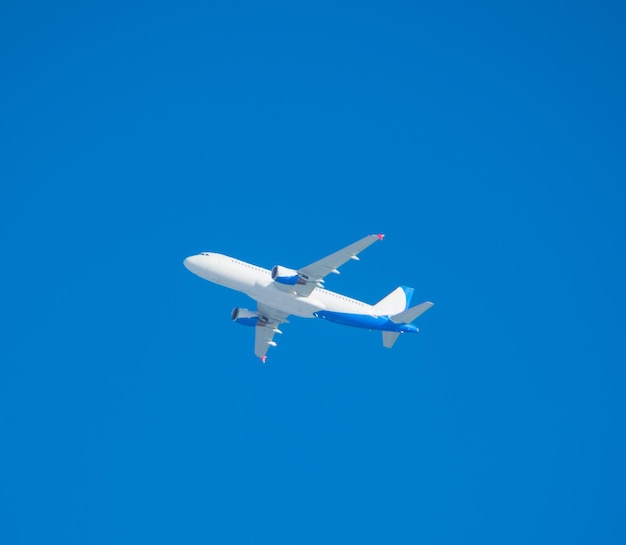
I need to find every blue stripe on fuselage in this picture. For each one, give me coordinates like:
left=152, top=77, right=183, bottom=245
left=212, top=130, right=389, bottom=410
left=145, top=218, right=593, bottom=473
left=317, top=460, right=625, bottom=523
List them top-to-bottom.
left=314, top=311, right=418, bottom=333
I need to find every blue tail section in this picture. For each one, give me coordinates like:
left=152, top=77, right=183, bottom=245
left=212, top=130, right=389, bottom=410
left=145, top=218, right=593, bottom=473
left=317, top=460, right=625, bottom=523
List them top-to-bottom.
left=373, top=285, right=415, bottom=315
left=401, top=286, right=414, bottom=310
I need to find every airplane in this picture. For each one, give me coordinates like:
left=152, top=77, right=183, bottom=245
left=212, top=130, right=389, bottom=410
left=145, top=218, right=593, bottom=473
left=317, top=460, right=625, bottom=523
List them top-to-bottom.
left=183, top=234, right=433, bottom=362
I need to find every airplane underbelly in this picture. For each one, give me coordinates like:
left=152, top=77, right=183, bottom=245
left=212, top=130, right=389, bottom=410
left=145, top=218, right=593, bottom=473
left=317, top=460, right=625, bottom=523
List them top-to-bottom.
left=212, top=269, right=255, bottom=292
left=254, top=284, right=323, bottom=318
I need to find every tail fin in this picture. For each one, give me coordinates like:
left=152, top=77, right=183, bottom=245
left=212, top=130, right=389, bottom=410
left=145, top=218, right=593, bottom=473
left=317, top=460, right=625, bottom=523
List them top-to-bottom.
left=372, top=286, right=414, bottom=316
left=390, top=301, right=434, bottom=324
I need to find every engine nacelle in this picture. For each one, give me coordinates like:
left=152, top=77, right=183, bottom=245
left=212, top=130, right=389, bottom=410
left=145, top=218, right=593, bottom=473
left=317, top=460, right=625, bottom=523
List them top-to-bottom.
left=271, top=265, right=306, bottom=286
left=231, top=307, right=259, bottom=327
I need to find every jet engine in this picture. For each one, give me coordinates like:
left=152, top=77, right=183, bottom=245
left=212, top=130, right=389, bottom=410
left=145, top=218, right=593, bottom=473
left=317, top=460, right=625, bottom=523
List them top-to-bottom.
left=271, top=265, right=306, bottom=286
left=231, top=307, right=259, bottom=327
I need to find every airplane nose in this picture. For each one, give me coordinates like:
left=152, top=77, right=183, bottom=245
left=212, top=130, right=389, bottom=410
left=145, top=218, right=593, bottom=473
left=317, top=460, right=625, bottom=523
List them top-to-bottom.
left=183, top=255, right=199, bottom=272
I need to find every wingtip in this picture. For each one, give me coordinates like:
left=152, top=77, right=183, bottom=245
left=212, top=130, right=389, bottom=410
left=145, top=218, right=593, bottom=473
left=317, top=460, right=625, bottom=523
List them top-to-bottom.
left=375, top=233, right=385, bottom=240
left=260, top=356, right=267, bottom=363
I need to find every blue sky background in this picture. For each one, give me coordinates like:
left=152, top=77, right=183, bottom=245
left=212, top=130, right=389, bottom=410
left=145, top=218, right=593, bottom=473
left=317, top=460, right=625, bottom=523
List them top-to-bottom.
left=1, top=1, right=625, bottom=543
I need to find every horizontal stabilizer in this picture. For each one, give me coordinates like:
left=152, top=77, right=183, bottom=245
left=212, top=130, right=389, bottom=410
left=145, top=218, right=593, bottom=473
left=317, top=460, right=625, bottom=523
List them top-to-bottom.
left=390, top=301, right=434, bottom=324
left=382, top=331, right=401, bottom=348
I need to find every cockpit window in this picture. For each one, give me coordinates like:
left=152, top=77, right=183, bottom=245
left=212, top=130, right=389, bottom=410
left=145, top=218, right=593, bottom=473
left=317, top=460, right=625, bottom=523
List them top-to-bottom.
left=201, top=252, right=210, bottom=256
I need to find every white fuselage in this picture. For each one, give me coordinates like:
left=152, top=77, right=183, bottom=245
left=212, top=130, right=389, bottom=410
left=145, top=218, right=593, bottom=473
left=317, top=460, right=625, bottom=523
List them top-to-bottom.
left=183, top=252, right=374, bottom=317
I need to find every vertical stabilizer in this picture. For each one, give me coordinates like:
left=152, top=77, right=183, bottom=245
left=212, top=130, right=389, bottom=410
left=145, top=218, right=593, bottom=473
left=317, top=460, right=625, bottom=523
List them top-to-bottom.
left=373, top=286, right=414, bottom=316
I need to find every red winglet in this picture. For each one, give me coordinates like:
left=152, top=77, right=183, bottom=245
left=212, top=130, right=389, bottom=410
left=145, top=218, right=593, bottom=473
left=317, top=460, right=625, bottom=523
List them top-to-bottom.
left=376, top=234, right=385, bottom=240
left=261, top=356, right=267, bottom=363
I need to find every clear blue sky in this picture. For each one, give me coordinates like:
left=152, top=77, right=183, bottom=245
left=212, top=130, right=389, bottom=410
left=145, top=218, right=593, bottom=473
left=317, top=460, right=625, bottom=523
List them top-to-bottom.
left=2, top=1, right=625, bottom=543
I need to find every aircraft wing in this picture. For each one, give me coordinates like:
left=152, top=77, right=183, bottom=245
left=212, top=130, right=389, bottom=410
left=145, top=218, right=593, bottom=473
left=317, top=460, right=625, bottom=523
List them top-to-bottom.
left=295, top=234, right=384, bottom=296
left=255, top=303, right=290, bottom=362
